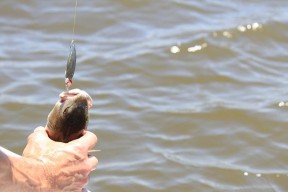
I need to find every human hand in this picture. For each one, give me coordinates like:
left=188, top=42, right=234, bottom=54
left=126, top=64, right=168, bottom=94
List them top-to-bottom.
left=22, top=126, right=98, bottom=191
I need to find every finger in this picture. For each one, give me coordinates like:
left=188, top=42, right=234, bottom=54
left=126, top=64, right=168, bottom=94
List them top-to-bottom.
left=24, top=126, right=48, bottom=156
left=27, top=126, right=48, bottom=142
left=30, top=126, right=61, bottom=146
left=33, top=126, right=45, bottom=133
left=33, top=126, right=51, bottom=140
left=69, top=131, right=97, bottom=151
left=86, top=155, right=98, bottom=173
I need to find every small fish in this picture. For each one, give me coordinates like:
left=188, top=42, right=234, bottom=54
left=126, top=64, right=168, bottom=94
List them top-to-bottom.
left=65, top=40, right=77, bottom=90
left=46, top=89, right=92, bottom=143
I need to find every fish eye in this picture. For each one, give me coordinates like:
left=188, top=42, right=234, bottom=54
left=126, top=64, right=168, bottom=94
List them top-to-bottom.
left=63, top=106, right=72, bottom=114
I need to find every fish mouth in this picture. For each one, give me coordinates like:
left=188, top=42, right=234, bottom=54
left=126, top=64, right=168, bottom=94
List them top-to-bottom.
left=59, top=88, right=93, bottom=109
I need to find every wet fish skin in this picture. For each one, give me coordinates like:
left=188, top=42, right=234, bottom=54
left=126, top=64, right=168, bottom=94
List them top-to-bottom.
left=46, top=89, right=92, bottom=143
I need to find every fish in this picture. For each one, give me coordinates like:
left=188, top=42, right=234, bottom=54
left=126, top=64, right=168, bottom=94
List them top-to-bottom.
left=65, top=40, right=77, bottom=89
left=46, top=89, right=92, bottom=143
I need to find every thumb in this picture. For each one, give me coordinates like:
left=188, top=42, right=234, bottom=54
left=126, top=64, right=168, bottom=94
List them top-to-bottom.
left=23, top=126, right=56, bottom=157
left=28, top=126, right=51, bottom=143
left=33, top=126, right=46, bottom=133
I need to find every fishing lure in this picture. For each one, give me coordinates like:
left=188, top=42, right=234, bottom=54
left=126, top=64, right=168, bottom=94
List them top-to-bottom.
left=65, top=40, right=76, bottom=90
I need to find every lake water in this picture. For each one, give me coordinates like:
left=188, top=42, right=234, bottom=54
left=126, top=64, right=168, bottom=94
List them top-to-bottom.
left=1, top=0, right=288, bottom=191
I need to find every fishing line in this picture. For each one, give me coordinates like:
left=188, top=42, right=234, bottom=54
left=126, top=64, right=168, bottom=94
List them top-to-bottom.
left=65, top=0, right=78, bottom=90
left=72, top=0, right=78, bottom=42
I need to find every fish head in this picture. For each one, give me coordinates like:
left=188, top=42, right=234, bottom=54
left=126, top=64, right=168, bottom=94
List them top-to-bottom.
left=46, top=89, right=92, bottom=142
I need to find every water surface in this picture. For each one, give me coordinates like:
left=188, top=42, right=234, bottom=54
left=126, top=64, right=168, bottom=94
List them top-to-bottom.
left=1, top=0, right=288, bottom=191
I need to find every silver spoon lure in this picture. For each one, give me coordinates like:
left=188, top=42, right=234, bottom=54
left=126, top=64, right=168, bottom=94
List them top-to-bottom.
left=65, top=39, right=76, bottom=91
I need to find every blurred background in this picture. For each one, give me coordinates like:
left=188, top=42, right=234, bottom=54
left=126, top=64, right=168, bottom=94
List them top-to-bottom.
left=1, top=0, right=288, bottom=191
